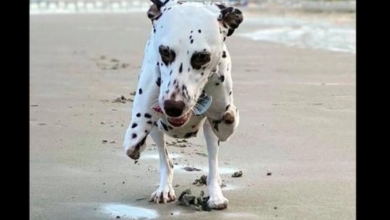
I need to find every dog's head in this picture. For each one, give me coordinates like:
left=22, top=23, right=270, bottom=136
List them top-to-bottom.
left=147, top=0, right=243, bottom=127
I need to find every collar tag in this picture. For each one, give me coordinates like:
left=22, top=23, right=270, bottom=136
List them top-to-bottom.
left=193, top=93, right=212, bottom=115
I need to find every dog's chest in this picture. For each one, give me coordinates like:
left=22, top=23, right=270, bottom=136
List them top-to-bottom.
left=157, top=114, right=206, bottom=139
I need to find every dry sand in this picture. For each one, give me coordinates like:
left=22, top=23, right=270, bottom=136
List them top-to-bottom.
left=30, top=11, right=355, bottom=220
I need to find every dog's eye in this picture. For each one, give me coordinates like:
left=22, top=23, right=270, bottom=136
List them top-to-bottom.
left=159, top=45, right=176, bottom=64
left=159, top=46, right=170, bottom=57
left=191, top=52, right=211, bottom=70
left=196, top=53, right=210, bottom=63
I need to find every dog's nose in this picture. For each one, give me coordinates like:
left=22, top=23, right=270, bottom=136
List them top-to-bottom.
left=164, top=100, right=185, bottom=117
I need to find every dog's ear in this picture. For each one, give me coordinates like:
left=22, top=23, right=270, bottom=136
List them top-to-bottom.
left=147, top=0, right=168, bottom=20
left=147, top=4, right=161, bottom=20
left=217, top=7, right=244, bottom=37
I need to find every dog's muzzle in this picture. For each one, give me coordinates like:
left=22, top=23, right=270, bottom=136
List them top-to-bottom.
left=163, top=100, right=191, bottom=127
left=163, top=100, right=185, bottom=117
left=166, top=111, right=192, bottom=127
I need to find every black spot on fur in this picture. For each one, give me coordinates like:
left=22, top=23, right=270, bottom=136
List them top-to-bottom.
left=153, top=28, right=156, bottom=33
left=198, top=29, right=201, bottom=33
left=227, top=29, right=235, bottom=36
left=191, top=30, right=193, bottom=33
left=223, top=37, right=226, bottom=41
left=190, top=39, right=194, bottom=44
left=222, top=51, right=226, bottom=58
left=157, top=62, right=159, bottom=66
left=179, top=63, right=183, bottom=73
left=188, top=67, right=190, bottom=72
left=170, top=70, right=173, bottom=75
left=201, top=72, right=204, bottom=76
left=220, top=75, right=225, bottom=82
left=156, top=77, right=161, bottom=87
left=173, top=79, right=177, bottom=85
left=215, top=83, right=220, bottom=86
left=138, top=88, right=143, bottom=95
left=229, top=91, right=232, bottom=95
left=225, top=104, right=230, bottom=111
left=136, top=113, right=141, bottom=117
left=144, top=113, right=152, bottom=118
left=147, top=120, right=153, bottom=124
left=212, top=120, right=221, bottom=132
left=154, top=122, right=158, bottom=126
left=161, top=122, right=168, bottom=131
left=131, top=123, right=138, bottom=128
left=192, top=125, right=196, bottom=128
left=145, top=130, right=148, bottom=133
left=184, top=132, right=193, bottom=138
left=132, top=133, right=137, bottom=139
left=135, top=135, right=147, bottom=151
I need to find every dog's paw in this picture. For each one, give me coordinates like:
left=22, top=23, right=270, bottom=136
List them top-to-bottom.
left=222, top=110, right=235, bottom=124
left=123, top=133, right=147, bottom=160
left=125, top=148, right=140, bottom=160
left=207, top=183, right=229, bottom=210
left=150, top=187, right=176, bottom=204
left=208, top=195, right=229, bottom=210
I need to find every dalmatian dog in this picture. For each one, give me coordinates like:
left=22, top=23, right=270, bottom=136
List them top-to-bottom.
left=123, top=0, right=243, bottom=210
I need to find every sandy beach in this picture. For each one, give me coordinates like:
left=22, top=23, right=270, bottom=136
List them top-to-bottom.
left=30, top=7, right=355, bottom=220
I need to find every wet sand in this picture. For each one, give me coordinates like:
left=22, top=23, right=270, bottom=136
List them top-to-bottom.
left=30, top=11, right=355, bottom=220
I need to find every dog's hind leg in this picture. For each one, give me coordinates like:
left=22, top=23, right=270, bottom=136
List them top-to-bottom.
left=203, top=120, right=228, bottom=210
left=149, top=127, right=176, bottom=203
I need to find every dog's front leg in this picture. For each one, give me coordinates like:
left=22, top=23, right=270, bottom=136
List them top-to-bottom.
left=123, top=44, right=160, bottom=160
left=203, top=120, right=228, bottom=210
left=149, top=127, right=176, bottom=203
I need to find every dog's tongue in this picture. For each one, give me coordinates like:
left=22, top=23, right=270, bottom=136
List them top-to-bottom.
left=151, top=103, right=163, bottom=115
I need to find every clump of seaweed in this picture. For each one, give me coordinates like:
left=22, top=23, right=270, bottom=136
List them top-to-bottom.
left=178, top=189, right=211, bottom=211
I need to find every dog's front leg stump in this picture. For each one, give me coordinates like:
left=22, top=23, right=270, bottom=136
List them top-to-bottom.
left=123, top=41, right=161, bottom=160
left=218, top=104, right=240, bottom=141
left=203, top=120, right=229, bottom=210
left=149, top=127, right=176, bottom=203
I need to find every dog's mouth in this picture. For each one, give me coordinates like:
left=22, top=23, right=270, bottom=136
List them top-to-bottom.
left=151, top=105, right=191, bottom=128
left=166, top=111, right=191, bottom=127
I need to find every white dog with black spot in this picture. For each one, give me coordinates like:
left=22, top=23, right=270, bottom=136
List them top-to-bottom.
left=123, top=0, right=243, bottom=210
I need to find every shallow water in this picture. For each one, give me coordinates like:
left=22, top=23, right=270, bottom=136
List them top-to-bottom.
left=30, top=1, right=355, bottom=54
left=30, top=1, right=149, bottom=14
left=240, top=16, right=355, bottom=54
left=102, top=203, right=159, bottom=219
